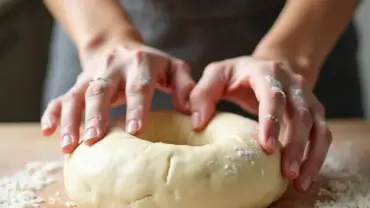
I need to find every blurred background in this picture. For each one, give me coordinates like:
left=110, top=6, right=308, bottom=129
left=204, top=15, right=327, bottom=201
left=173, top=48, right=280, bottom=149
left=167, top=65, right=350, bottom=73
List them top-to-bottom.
left=0, top=1, right=369, bottom=122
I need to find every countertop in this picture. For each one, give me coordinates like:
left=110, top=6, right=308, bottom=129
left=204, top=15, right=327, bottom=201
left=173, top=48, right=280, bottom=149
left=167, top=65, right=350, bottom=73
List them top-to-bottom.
left=0, top=120, right=369, bottom=207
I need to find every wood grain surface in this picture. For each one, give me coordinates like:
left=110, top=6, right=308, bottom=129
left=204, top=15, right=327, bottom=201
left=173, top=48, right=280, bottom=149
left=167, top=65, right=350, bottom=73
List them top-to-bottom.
left=1, top=120, right=369, bottom=208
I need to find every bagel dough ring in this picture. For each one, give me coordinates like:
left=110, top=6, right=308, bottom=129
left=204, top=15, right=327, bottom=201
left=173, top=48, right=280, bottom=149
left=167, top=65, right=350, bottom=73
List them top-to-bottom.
left=64, top=110, right=288, bottom=208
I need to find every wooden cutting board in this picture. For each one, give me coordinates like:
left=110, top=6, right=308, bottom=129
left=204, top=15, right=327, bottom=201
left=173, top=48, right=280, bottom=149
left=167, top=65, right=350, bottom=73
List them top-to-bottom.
left=1, top=120, right=370, bottom=208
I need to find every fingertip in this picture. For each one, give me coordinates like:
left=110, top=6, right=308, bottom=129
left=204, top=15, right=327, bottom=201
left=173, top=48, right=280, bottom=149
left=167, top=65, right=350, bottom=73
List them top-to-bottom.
left=172, top=77, right=194, bottom=114
left=189, top=96, right=215, bottom=131
left=172, top=97, right=191, bottom=114
left=190, top=97, right=217, bottom=132
left=191, top=111, right=201, bottom=130
left=258, top=113, right=282, bottom=155
left=41, top=116, right=59, bottom=136
left=126, top=119, right=142, bottom=135
left=42, top=124, right=58, bottom=137
left=257, top=125, right=278, bottom=154
left=83, top=127, right=102, bottom=145
left=42, top=128, right=56, bottom=137
left=61, top=134, right=79, bottom=154
left=266, top=136, right=279, bottom=154
left=84, top=137, right=101, bottom=146
left=62, top=144, right=78, bottom=154
left=281, top=147, right=301, bottom=180
left=294, top=153, right=325, bottom=192
left=282, top=161, right=300, bottom=180
left=294, top=175, right=312, bottom=192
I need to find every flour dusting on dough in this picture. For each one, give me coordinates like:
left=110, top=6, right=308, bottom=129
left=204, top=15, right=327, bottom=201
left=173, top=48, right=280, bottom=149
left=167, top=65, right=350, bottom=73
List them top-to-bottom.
left=234, top=147, right=258, bottom=163
left=224, top=164, right=238, bottom=176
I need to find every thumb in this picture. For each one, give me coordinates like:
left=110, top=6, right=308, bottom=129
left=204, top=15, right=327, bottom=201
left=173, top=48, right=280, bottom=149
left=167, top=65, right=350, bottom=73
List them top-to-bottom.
left=170, top=61, right=196, bottom=114
left=189, top=64, right=227, bottom=131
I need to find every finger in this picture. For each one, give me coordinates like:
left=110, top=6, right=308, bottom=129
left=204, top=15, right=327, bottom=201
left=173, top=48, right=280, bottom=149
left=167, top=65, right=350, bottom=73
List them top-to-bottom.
left=125, top=52, right=156, bottom=135
left=170, top=61, right=195, bottom=114
left=189, top=63, right=227, bottom=131
left=249, top=63, right=286, bottom=154
left=84, top=76, right=119, bottom=145
left=281, top=78, right=314, bottom=180
left=60, top=87, right=86, bottom=154
left=41, top=98, right=62, bottom=136
left=295, top=99, right=332, bottom=192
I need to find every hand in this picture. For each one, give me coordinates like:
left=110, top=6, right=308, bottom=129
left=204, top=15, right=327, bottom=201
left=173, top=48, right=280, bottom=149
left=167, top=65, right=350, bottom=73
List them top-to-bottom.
left=41, top=43, right=195, bottom=154
left=189, top=56, right=332, bottom=192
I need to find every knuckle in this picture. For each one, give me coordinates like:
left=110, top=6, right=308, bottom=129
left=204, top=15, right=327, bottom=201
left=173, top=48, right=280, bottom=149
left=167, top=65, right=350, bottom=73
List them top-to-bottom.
left=132, top=49, right=151, bottom=64
left=133, top=49, right=149, bottom=57
left=104, top=52, right=116, bottom=70
left=277, top=60, right=291, bottom=71
left=176, top=61, right=191, bottom=72
left=270, top=61, right=282, bottom=76
left=204, top=62, right=221, bottom=74
left=76, top=73, right=90, bottom=84
left=76, top=74, right=85, bottom=83
left=294, top=74, right=306, bottom=87
left=126, top=79, right=151, bottom=95
left=183, top=79, right=196, bottom=90
left=86, top=82, right=109, bottom=98
left=190, top=88, right=208, bottom=101
left=63, top=89, right=80, bottom=103
left=271, top=89, right=286, bottom=104
left=48, top=99, right=60, bottom=108
left=315, top=102, right=326, bottom=116
left=126, top=105, right=143, bottom=115
left=297, top=108, right=313, bottom=128
left=85, top=114, right=103, bottom=126
left=60, top=123, right=73, bottom=134
left=286, top=140, right=306, bottom=155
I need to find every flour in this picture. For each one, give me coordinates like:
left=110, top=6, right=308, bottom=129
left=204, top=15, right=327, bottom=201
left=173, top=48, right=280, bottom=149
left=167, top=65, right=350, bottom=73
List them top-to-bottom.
left=314, top=142, right=370, bottom=208
left=0, top=161, right=68, bottom=208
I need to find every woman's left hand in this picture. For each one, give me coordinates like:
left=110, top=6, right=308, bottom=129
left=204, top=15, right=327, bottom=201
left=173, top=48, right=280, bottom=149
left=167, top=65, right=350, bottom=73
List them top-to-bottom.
left=189, top=56, right=332, bottom=192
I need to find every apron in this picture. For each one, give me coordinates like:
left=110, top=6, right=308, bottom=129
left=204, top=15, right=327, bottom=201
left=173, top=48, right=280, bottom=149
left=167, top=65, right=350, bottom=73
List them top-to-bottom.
left=42, top=0, right=364, bottom=119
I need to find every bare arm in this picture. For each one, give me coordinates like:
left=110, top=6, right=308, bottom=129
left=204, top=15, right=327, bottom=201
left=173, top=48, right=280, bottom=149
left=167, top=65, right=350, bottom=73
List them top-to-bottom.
left=43, top=0, right=142, bottom=54
left=253, top=0, right=358, bottom=85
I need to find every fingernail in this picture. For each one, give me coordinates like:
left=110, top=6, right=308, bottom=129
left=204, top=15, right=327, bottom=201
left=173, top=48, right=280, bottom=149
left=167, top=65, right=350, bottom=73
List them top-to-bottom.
left=192, top=112, right=201, bottom=128
left=42, top=119, right=52, bottom=130
left=127, top=120, right=139, bottom=134
left=84, top=127, right=98, bottom=141
left=62, top=134, right=73, bottom=148
left=267, top=136, right=278, bottom=151
left=290, top=160, right=300, bottom=176
left=302, top=176, right=312, bottom=191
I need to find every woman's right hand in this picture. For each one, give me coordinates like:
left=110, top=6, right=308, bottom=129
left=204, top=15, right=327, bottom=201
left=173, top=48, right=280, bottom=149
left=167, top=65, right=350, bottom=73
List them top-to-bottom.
left=41, top=42, right=195, bottom=154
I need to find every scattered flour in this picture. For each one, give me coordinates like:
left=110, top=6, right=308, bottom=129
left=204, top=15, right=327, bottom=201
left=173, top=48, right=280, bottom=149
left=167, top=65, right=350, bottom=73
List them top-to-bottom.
left=314, top=151, right=370, bottom=208
left=0, top=161, right=75, bottom=208
left=224, top=164, right=238, bottom=176
left=65, top=201, right=77, bottom=207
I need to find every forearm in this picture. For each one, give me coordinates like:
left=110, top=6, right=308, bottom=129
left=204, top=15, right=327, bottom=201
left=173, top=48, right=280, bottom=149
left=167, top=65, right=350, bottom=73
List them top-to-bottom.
left=43, top=0, right=142, bottom=53
left=253, top=0, right=358, bottom=85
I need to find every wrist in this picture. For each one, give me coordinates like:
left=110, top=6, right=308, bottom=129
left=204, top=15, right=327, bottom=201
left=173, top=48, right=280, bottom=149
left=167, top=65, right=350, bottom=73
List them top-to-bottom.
left=78, top=26, right=143, bottom=58
left=252, top=45, right=319, bottom=87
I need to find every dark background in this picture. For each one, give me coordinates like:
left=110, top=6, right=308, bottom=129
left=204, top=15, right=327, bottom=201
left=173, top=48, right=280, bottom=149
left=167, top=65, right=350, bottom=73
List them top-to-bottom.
left=0, top=1, right=52, bottom=122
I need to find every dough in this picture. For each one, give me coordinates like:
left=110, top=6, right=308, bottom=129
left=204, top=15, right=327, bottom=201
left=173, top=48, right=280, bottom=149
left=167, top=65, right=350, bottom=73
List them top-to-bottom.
left=64, top=110, right=288, bottom=208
